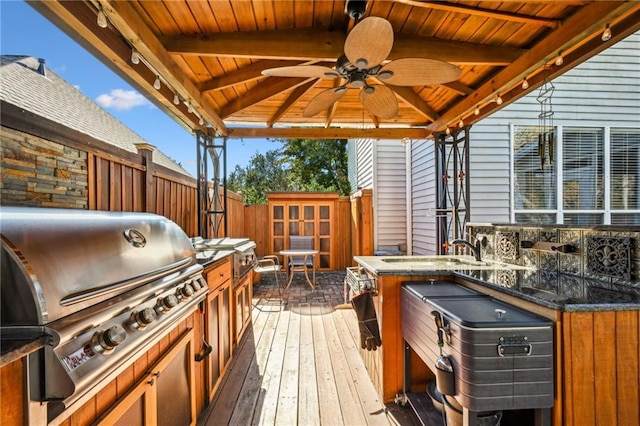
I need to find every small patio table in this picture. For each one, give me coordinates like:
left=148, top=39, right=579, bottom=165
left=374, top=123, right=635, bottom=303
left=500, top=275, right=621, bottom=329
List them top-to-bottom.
left=279, top=249, right=318, bottom=290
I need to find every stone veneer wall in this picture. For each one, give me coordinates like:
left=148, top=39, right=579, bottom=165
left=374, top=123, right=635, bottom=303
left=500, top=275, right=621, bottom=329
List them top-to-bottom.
left=1, top=126, right=88, bottom=208
left=467, top=224, right=640, bottom=290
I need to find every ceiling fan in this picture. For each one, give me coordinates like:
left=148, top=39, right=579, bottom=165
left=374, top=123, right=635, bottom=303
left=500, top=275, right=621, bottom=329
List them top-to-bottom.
left=261, top=11, right=462, bottom=119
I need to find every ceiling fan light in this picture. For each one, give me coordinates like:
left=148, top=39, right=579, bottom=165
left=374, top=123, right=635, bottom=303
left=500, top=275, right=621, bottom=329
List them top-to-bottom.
left=601, top=23, right=612, bottom=42
left=355, top=58, right=368, bottom=69
left=378, top=70, right=394, bottom=80
left=324, top=72, right=340, bottom=78
left=363, top=85, right=375, bottom=95
left=335, top=86, right=348, bottom=94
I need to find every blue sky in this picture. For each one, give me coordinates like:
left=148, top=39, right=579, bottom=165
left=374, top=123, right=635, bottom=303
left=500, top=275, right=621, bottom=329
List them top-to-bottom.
left=0, top=0, right=280, bottom=177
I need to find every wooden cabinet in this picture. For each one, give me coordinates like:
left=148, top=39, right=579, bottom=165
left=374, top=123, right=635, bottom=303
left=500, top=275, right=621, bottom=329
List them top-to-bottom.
left=268, top=193, right=339, bottom=270
left=204, top=258, right=233, bottom=400
left=233, top=272, right=253, bottom=345
left=94, top=329, right=196, bottom=425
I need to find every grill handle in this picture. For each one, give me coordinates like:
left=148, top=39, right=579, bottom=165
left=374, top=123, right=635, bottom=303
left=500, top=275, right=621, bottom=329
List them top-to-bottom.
left=195, top=301, right=213, bottom=362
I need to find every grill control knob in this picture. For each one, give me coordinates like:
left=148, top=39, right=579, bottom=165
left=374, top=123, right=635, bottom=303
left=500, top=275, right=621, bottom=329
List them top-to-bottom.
left=178, top=284, right=195, bottom=299
left=159, top=294, right=178, bottom=311
left=131, top=308, right=156, bottom=328
left=95, top=325, right=126, bottom=352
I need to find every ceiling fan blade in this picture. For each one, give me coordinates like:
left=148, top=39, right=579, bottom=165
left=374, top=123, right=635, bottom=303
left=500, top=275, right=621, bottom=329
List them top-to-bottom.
left=344, top=16, right=394, bottom=70
left=377, top=58, right=462, bottom=86
left=262, top=65, right=340, bottom=79
left=359, top=85, right=398, bottom=119
left=303, top=87, right=347, bottom=117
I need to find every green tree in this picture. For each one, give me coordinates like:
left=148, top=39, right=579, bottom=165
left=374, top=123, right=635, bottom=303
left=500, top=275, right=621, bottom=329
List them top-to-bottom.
left=279, top=138, right=351, bottom=196
left=226, top=139, right=350, bottom=205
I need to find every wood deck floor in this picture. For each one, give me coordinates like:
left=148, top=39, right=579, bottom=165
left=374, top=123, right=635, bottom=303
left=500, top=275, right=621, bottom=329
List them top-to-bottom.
left=198, top=272, right=423, bottom=426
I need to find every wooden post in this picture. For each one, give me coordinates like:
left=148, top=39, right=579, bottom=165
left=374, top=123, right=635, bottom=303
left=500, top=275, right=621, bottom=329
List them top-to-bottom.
left=135, top=143, right=156, bottom=213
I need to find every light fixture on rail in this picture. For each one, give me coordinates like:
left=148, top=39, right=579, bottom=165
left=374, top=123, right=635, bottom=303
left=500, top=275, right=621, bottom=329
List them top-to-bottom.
left=96, top=4, right=108, bottom=28
left=601, top=23, right=612, bottom=41
left=131, top=49, right=140, bottom=65
left=555, top=52, right=564, bottom=66
left=153, top=75, right=161, bottom=90
left=521, top=77, right=529, bottom=90
left=173, top=92, right=180, bottom=105
left=496, top=94, right=503, bottom=105
left=474, top=105, right=480, bottom=116
left=458, top=117, right=464, bottom=128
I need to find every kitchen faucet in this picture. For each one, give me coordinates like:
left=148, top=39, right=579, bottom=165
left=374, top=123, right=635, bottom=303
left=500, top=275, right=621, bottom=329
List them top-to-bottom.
left=451, top=237, right=485, bottom=262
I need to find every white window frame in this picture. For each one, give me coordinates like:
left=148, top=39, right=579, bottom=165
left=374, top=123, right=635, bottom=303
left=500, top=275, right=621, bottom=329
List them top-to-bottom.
left=511, top=125, right=640, bottom=225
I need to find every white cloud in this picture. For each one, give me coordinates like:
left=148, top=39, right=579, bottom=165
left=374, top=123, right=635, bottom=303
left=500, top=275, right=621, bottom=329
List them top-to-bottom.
left=96, top=89, right=150, bottom=111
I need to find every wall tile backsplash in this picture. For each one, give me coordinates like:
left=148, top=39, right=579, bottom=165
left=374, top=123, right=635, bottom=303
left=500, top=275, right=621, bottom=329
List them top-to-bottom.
left=468, top=224, right=639, bottom=288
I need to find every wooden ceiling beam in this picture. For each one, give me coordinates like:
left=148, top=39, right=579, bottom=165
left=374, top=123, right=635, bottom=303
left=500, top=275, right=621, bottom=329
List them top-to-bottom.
left=98, top=0, right=227, bottom=134
left=395, top=0, right=561, bottom=28
left=428, top=1, right=640, bottom=132
left=160, top=29, right=526, bottom=65
left=199, top=60, right=305, bottom=93
left=219, top=77, right=314, bottom=119
left=268, top=80, right=318, bottom=127
left=440, top=81, right=475, bottom=96
left=388, top=85, right=439, bottom=122
left=227, top=127, right=432, bottom=140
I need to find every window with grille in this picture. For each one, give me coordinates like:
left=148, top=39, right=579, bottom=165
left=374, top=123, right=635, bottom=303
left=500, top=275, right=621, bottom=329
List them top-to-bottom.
left=512, top=126, right=639, bottom=225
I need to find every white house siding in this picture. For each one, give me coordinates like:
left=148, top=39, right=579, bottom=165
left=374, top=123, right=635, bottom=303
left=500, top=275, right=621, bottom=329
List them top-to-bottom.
left=469, top=31, right=640, bottom=222
left=348, top=138, right=374, bottom=191
left=410, top=139, right=438, bottom=255
left=374, top=140, right=407, bottom=251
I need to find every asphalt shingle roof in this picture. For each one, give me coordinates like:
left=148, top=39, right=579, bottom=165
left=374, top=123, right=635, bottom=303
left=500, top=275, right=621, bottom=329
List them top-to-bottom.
left=0, top=55, right=193, bottom=178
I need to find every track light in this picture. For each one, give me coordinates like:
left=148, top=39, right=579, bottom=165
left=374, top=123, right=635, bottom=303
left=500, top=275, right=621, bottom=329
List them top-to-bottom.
left=96, top=5, right=108, bottom=28
left=601, top=23, right=612, bottom=41
left=131, top=49, right=140, bottom=65
left=555, top=52, right=564, bottom=66
left=153, top=75, right=161, bottom=90
left=521, top=77, right=529, bottom=90
left=173, top=92, right=180, bottom=105
left=496, top=94, right=503, bottom=105
left=187, top=101, right=194, bottom=114
left=474, top=105, right=480, bottom=116
left=199, top=117, right=204, bottom=126
left=458, top=118, right=464, bottom=128
left=445, top=126, right=451, bottom=136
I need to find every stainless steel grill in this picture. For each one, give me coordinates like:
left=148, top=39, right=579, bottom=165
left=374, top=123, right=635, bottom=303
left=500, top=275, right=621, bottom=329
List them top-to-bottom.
left=0, top=207, right=208, bottom=421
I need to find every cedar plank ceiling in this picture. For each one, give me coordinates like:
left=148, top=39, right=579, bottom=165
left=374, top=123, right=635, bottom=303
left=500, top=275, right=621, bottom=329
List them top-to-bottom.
left=29, top=1, right=640, bottom=140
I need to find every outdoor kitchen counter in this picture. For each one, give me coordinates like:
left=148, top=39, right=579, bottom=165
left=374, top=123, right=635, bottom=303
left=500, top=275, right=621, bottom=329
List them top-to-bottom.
left=353, top=255, right=640, bottom=312
left=353, top=255, right=640, bottom=426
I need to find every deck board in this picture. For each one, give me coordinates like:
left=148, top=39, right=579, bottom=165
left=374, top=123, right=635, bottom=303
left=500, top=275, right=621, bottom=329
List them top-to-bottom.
left=200, top=272, right=423, bottom=426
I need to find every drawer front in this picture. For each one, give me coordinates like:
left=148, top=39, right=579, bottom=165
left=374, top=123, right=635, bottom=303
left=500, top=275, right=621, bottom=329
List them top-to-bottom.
left=206, top=260, right=232, bottom=290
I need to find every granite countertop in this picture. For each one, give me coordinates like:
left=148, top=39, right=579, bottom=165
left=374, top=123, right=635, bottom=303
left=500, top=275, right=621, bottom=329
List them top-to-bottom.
left=195, top=249, right=234, bottom=267
left=354, top=255, right=640, bottom=312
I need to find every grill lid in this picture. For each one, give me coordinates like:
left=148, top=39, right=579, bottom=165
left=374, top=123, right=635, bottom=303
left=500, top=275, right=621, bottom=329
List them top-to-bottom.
left=1, top=207, right=196, bottom=325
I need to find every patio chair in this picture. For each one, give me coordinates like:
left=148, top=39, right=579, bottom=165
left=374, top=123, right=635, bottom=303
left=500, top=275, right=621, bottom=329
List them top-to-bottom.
left=288, top=236, right=315, bottom=270
left=253, top=255, right=284, bottom=293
